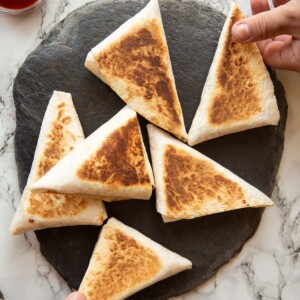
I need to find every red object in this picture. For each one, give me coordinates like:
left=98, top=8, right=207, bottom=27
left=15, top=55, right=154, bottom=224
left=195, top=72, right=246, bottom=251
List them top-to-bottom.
left=0, top=0, right=38, bottom=9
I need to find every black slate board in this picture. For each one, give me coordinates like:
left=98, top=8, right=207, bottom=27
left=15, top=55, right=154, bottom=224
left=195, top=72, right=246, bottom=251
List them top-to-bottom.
left=13, top=0, right=287, bottom=299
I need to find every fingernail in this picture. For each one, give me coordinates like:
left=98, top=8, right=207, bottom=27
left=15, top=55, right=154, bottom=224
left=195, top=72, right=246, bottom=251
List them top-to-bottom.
left=232, top=23, right=251, bottom=42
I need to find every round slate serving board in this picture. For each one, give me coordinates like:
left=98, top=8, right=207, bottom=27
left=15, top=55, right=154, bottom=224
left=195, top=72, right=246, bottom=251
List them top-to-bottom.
left=13, top=0, right=287, bottom=299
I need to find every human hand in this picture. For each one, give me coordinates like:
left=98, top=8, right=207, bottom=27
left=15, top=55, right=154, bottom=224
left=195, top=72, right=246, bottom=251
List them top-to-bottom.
left=231, top=0, right=300, bottom=72
left=65, top=291, right=87, bottom=300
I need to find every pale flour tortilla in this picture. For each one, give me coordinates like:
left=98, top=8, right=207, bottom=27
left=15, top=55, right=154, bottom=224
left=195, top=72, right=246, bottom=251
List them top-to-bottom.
left=85, top=0, right=187, bottom=141
left=188, top=3, right=280, bottom=146
left=10, top=91, right=107, bottom=235
left=31, top=106, right=154, bottom=201
left=148, top=124, right=274, bottom=222
left=79, top=218, right=192, bottom=300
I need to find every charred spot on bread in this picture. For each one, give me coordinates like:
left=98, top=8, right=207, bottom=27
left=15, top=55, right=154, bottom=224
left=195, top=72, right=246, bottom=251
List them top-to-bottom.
left=209, top=7, right=262, bottom=125
left=95, top=20, right=182, bottom=132
left=37, top=101, right=76, bottom=177
left=77, top=117, right=151, bottom=186
left=163, top=145, right=247, bottom=218
left=27, top=192, right=88, bottom=219
left=81, top=225, right=162, bottom=299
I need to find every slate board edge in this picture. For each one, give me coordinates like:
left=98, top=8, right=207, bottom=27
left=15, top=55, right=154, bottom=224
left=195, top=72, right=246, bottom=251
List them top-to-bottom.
left=163, top=209, right=265, bottom=299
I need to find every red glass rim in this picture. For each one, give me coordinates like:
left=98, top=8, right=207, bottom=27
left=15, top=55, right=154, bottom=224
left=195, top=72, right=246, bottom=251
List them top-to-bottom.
left=0, top=0, right=43, bottom=14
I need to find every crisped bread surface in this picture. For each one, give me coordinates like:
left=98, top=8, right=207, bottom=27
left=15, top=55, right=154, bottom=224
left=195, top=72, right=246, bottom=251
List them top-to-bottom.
left=89, top=0, right=187, bottom=140
left=188, top=3, right=280, bottom=146
left=208, top=6, right=262, bottom=125
left=209, top=6, right=264, bottom=125
left=95, top=21, right=182, bottom=131
left=10, top=91, right=107, bottom=234
left=28, top=98, right=88, bottom=219
left=37, top=101, right=77, bottom=177
left=77, top=117, right=151, bottom=187
left=163, top=145, right=248, bottom=219
left=80, top=221, right=162, bottom=300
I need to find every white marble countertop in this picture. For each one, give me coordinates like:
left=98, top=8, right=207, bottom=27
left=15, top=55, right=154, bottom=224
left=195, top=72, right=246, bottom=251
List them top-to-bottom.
left=0, top=0, right=299, bottom=299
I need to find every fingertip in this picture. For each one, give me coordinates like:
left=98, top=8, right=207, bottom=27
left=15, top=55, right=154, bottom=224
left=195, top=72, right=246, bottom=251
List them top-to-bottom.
left=274, top=34, right=292, bottom=43
left=256, top=39, right=273, bottom=55
left=262, top=40, right=286, bottom=69
left=65, top=292, right=87, bottom=300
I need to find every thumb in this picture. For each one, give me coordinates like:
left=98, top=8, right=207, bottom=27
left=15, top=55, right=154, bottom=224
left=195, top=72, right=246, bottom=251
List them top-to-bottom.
left=232, top=0, right=300, bottom=43
left=65, top=292, right=87, bottom=300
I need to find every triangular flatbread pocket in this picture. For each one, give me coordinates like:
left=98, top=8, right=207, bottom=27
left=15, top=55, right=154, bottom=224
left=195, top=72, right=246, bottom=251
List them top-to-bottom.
left=85, top=0, right=187, bottom=141
left=188, top=3, right=280, bottom=146
left=10, top=91, right=107, bottom=235
left=31, top=106, right=154, bottom=200
left=148, top=124, right=274, bottom=222
left=79, top=218, right=192, bottom=300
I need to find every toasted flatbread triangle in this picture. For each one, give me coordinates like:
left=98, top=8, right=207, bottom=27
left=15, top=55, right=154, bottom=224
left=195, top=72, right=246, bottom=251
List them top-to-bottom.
left=85, top=0, right=187, bottom=141
left=188, top=3, right=280, bottom=146
left=10, top=91, right=107, bottom=235
left=31, top=106, right=154, bottom=200
left=148, top=124, right=274, bottom=222
left=79, top=218, right=192, bottom=300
